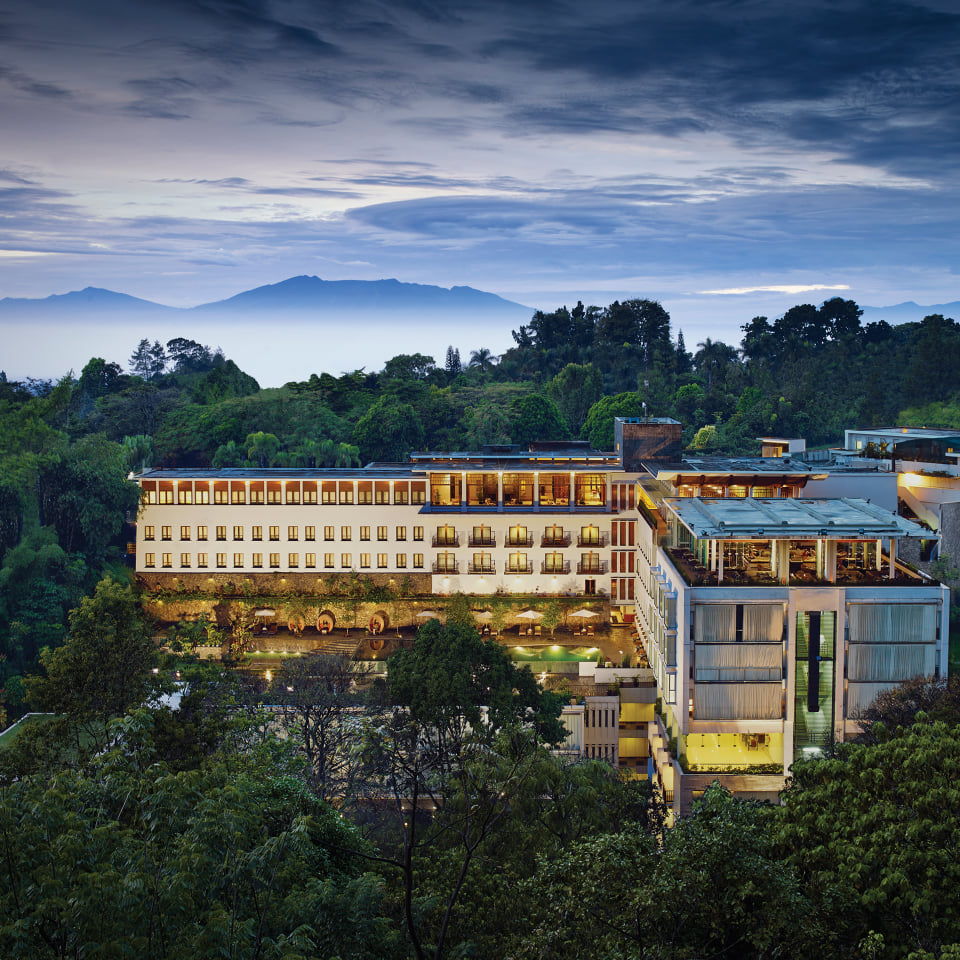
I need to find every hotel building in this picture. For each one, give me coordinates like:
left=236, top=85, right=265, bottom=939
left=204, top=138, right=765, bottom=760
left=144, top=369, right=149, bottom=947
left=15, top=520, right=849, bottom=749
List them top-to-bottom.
left=133, top=418, right=948, bottom=812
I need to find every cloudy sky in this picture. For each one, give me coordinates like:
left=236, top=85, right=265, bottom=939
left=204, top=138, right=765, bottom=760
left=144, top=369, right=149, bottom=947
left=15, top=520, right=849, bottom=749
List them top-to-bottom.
left=2, top=0, right=960, bottom=378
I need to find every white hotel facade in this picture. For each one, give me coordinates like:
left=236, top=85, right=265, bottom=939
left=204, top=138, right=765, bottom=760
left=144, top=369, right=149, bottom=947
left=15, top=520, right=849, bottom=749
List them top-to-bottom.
left=134, top=418, right=949, bottom=813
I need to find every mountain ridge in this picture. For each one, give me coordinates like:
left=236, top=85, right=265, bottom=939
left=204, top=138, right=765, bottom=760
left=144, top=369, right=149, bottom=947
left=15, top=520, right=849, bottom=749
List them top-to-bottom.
left=0, top=276, right=531, bottom=319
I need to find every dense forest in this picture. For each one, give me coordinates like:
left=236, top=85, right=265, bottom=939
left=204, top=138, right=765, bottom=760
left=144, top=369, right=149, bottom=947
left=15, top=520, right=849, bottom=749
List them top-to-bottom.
left=2, top=299, right=960, bottom=706
left=2, top=300, right=960, bottom=958
left=4, top=598, right=960, bottom=960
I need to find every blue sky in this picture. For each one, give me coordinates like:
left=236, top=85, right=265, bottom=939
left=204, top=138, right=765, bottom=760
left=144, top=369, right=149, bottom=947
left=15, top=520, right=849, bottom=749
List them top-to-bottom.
left=2, top=0, right=960, bottom=379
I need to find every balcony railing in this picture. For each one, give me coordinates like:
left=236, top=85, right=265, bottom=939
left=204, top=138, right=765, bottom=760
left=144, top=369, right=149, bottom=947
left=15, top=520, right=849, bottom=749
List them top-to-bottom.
left=468, top=533, right=496, bottom=547
left=505, top=533, right=535, bottom=547
left=541, top=533, right=571, bottom=547
left=577, top=533, right=609, bottom=547
left=432, top=534, right=460, bottom=547
left=577, top=560, right=608, bottom=575
left=432, top=561, right=459, bottom=574
left=468, top=561, right=496, bottom=574
left=541, top=561, right=571, bottom=575
left=506, top=563, right=534, bottom=575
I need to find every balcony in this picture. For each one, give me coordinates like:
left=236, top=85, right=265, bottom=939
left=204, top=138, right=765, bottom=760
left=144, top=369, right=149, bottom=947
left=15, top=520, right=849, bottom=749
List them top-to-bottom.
left=577, top=532, right=609, bottom=548
left=468, top=533, right=496, bottom=547
left=506, top=533, right=535, bottom=547
left=541, top=533, right=571, bottom=547
left=432, top=534, right=460, bottom=547
left=432, top=560, right=459, bottom=574
left=541, top=560, right=570, bottom=575
left=577, top=560, right=608, bottom=575
left=468, top=561, right=496, bottom=575
left=505, top=562, right=534, bottom=575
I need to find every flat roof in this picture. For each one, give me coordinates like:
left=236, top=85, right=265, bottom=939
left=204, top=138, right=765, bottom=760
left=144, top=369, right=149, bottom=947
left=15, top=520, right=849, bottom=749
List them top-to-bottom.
left=848, top=427, right=960, bottom=440
left=651, top=457, right=823, bottom=483
left=137, top=466, right=418, bottom=479
left=663, top=497, right=927, bottom=540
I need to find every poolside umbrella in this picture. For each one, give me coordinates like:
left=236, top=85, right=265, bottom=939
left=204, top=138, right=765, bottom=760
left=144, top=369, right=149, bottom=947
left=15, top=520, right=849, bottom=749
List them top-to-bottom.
left=254, top=608, right=276, bottom=617
left=569, top=608, right=598, bottom=619
left=517, top=609, right=543, bottom=619
left=416, top=610, right=439, bottom=619
left=474, top=610, right=493, bottom=621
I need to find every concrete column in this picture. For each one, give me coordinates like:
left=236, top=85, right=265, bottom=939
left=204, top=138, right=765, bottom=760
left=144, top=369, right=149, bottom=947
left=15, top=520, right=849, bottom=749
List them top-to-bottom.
left=461, top=471, right=467, bottom=513
left=534, top=471, right=540, bottom=512
left=570, top=471, right=576, bottom=513
left=497, top=472, right=503, bottom=513
left=876, top=539, right=882, bottom=571
left=889, top=539, right=897, bottom=579
left=717, top=540, right=724, bottom=583
left=777, top=540, right=790, bottom=585
left=825, top=540, right=837, bottom=583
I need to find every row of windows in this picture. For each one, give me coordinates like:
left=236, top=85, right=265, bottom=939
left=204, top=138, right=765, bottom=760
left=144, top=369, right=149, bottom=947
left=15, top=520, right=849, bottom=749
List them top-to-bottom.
left=144, top=487, right=425, bottom=505
left=144, top=522, right=612, bottom=545
left=143, top=524, right=425, bottom=542
left=144, top=552, right=426, bottom=570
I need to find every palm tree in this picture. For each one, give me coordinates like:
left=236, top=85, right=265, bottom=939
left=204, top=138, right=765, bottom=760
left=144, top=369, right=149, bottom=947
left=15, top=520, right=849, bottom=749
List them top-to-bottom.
left=468, top=348, right=497, bottom=376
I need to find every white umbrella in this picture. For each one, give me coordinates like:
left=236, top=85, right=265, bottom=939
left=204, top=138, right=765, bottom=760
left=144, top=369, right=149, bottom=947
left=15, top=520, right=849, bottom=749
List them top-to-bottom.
left=254, top=608, right=276, bottom=617
left=569, top=608, right=598, bottom=619
left=517, top=609, right=543, bottom=620
left=417, top=610, right=439, bottom=619
left=474, top=610, right=493, bottom=621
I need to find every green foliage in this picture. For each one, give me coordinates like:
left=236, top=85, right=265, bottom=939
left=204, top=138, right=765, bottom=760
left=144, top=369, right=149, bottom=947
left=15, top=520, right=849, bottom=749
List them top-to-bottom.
left=581, top=391, right=641, bottom=448
left=510, top=393, right=570, bottom=446
left=353, top=395, right=426, bottom=462
left=25, top=578, right=160, bottom=752
left=388, top=618, right=565, bottom=751
left=777, top=723, right=960, bottom=959
left=0, top=727, right=384, bottom=960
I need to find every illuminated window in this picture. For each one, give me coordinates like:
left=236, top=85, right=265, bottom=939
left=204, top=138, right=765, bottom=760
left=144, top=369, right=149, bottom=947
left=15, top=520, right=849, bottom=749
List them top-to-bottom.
left=195, top=486, right=210, bottom=504
left=177, top=488, right=192, bottom=504
left=231, top=488, right=245, bottom=504
left=180, top=525, right=191, bottom=540
left=197, top=525, right=207, bottom=541
left=233, top=525, right=243, bottom=540
left=288, top=525, right=298, bottom=541
left=305, top=525, right=315, bottom=541
left=143, top=526, right=155, bottom=541
left=161, top=526, right=172, bottom=541
left=216, top=526, right=226, bottom=541
left=252, top=526, right=262, bottom=541
left=269, top=526, right=279, bottom=541
left=324, top=526, right=335, bottom=541
left=341, top=526, right=351, bottom=541
left=360, top=526, right=371, bottom=541
left=378, top=526, right=388, bottom=541
left=396, top=526, right=407, bottom=541
left=413, top=526, right=424, bottom=541
left=144, top=553, right=155, bottom=568
left=162, top=553, right=173, bottom=568
left=180, top=553, right=191, bottom=567
left=197, top=553, right=207, bottom=568
left=216, top=553, right=226, bottom=568
left=233, top=553, right=244, bottom=568
left=252, top=553, right=263, bottom=568
left=269, top=553, right=280, bottom=568
left=288, top=553, right=299, bottom=568
left=305, top=553, right=316, bottom=568
left=324, top=553, right=335, bottom=568
left=341, top=553, right=352, bottom=568
left=360, top=553, right=371, bottom=568
left=378, top=553, right=388, bottom=568
left=397, top=553, right=407, bottom=568
left=413, top=553, right=424, bottom=568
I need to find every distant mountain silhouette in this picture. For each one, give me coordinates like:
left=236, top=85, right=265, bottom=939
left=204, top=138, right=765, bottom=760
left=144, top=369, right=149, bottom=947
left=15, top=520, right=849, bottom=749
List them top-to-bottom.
left=192, top=275, right=529, bottom=315
left=0, top=276, right=531, bottom=321
left=0, top=286, right=177, bottom=317
left=861, top=300, right=960, bottom=325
